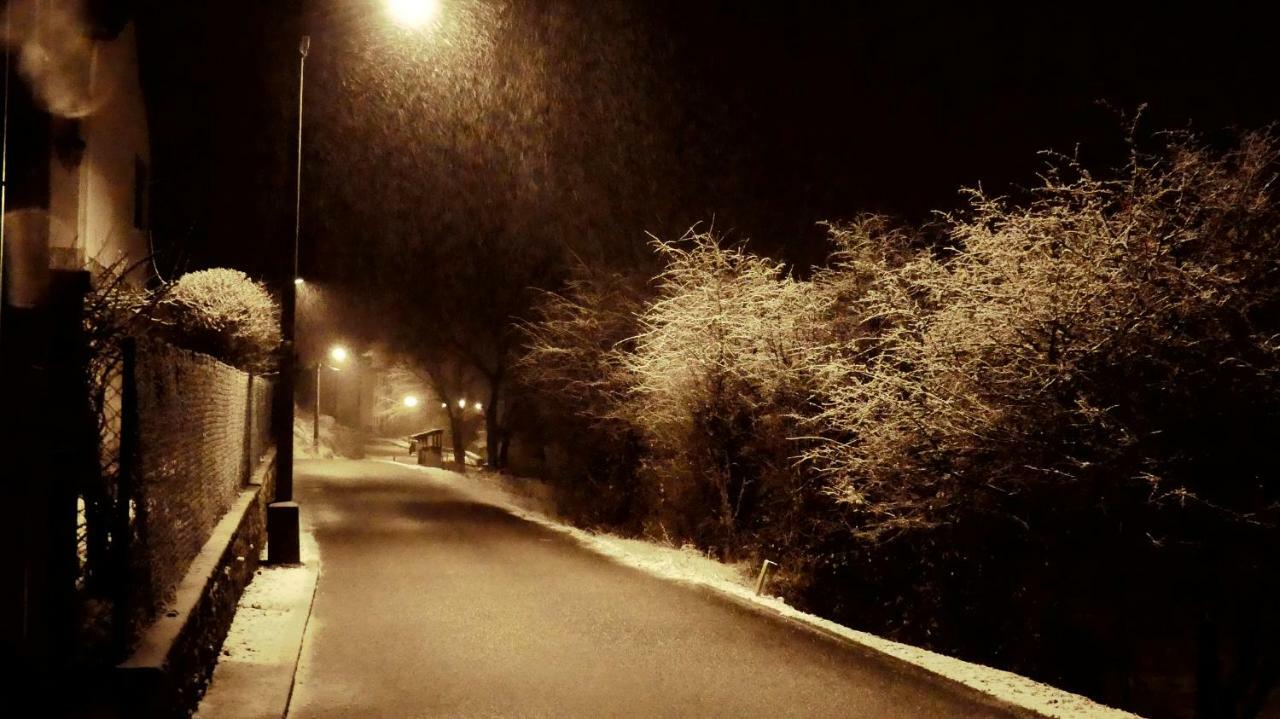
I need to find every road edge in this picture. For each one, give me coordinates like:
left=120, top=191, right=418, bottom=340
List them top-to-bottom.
left=375, top=459, right=1144, bottom=719
left=193, top=520, right=321, bottom=719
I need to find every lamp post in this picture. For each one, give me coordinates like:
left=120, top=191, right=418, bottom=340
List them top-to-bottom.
left=271, top=1, right=442, bottom=563
left=268, top=33, right=311, bottom=565
left=314, top=344, right=348, bottom=451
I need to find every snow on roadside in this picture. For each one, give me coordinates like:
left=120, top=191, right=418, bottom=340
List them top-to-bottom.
left=294, top=410, right=338, bottom=460
left=377, top=459, right=1142, bottom=719
left=207, top=527, right=320, bottom=667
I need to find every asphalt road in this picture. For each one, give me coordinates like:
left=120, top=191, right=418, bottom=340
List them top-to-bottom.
left=288, top=458, right=1020, bottom=719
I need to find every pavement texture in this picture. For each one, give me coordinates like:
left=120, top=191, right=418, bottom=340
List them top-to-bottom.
left=287, top=458, right=1024, bottom=719
left=196, top=519, right=320, bottom=719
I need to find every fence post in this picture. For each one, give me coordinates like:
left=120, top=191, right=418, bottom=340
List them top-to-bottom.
left=112, top=337, right=141, bottom=659
left=242, top=372, right=255, bottom=484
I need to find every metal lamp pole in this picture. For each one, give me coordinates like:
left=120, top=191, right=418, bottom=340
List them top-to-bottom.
left=268, top=34, right=311, bottom=565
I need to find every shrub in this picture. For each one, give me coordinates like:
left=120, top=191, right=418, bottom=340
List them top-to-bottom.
left=519, top=129, right=1280, bottom=716
left=803, top=130, right=1280, bottom=715
left=808, top=131, right=1280, bottom=544
left=620, top=233, right=832, bottom=558
left=520, top=265, right=651, bottom=529
left=158, top=269, right=281, bottom=373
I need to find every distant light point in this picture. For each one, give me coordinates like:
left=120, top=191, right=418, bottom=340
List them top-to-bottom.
left=294, top=277, right=304, bottom=286
left=403, top=395, right=420, bottom=408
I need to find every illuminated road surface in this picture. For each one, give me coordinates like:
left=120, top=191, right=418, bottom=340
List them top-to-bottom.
left=287, top=458, right=1019, bottom=718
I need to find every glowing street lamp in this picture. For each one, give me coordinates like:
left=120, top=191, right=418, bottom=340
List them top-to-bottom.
left=275, top=0, right=448, bottom=563
left=387, top=0, right=441, bottom=28
left=315, top=344, right=349, bottom=451
left=403, top=395, right=420, bottom=408
left=457, top=398, right=467, bottom=409
left=473, top=402, right=482, bottom=412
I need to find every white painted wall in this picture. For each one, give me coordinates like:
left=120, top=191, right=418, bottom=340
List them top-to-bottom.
left=46, top=21, right=151, bottom=283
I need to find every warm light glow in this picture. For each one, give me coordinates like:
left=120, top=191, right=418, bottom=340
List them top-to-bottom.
left=387, top=0, right=440, bottom=28
left=294, top=277, right=304, bottom=286
left=329, top=345, right=349, bottom=363
left=403, top=395, right=420, bottom=408
left=457, top=398, right=467, bottom=408
left=440, top=402, right=448, bottom=409
left=473, top=402, right=482, bottom=412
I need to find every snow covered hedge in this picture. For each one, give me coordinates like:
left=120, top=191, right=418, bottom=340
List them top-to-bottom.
left=158, top=269, right=281, bottom=374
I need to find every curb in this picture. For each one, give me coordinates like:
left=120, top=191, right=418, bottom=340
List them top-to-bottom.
left=194, top=524, right=321, bottom=719
left=698, top=585, right=1042, bottom=719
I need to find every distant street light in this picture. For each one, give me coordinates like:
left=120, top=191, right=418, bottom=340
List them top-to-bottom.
left=387, top=0, right=441, bottom=28
left=294, top=277, right=304, bottom=286
left=315, top=344, right=349, bottom=451
left=403, top=395, right=420, bottom=408
left=457, top=398, right=467, bottom=409
left=473, top=401, right=482, bottom=412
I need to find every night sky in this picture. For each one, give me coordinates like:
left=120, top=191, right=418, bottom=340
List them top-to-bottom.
left=136, top=0, right=1280, bottom=282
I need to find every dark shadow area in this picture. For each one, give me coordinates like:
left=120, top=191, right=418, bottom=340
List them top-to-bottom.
left=395, top=499, right=532, bottom=528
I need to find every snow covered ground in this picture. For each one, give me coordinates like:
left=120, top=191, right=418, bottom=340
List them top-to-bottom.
left=380, top=459, right=1143, bottom=719
left=194, top=519, right=320, bottom=719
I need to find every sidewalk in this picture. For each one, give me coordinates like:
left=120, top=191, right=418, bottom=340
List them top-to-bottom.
left=194, top=521, right=320, bottom=719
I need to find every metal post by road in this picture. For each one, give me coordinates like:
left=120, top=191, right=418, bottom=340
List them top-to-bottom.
left=314, top=363, right=321, bottom=451
left=754, top=559, right=777, bottom=596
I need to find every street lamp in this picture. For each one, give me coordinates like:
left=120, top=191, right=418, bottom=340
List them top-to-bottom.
left=387, top=0, right=441, bottom=28
left=274, top=1, right=448, bottom=562
left=315, top=344, right=349, bottom=451
left=403, top=395, right=420, bottom=408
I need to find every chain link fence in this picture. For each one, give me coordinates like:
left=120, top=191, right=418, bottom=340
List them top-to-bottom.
left=76, top=335, right=274, bottom=661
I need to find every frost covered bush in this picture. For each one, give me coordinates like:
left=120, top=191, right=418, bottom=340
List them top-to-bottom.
left=522, top=130, right=1280, bottom=714
left=802, top=131, right=1280, bottom=714
left=809, top=131, right=1280, bottom=544
left=620, top=234, right=831, bottom=557
left=526, top=235, right=838, bottom=563
left=521, top=266, right=651, bottom=529
left=158, top=269, right=281, bottom=373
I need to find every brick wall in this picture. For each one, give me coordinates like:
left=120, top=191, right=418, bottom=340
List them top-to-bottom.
left=132, top=338, right=273, bottom=614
